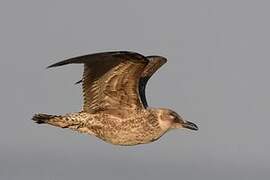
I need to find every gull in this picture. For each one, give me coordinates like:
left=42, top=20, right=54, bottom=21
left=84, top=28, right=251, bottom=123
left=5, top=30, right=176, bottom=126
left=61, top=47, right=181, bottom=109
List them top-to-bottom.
left=32, top=51, right=198, bottom=146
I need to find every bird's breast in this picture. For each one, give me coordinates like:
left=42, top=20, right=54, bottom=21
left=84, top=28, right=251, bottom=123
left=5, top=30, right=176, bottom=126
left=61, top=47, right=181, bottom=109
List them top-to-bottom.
left=99, top=114, right=164, bottom=145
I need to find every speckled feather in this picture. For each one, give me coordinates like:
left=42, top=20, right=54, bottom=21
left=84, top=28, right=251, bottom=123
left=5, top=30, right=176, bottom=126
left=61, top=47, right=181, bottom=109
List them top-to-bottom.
left=32, top=51, right=197, bottom=146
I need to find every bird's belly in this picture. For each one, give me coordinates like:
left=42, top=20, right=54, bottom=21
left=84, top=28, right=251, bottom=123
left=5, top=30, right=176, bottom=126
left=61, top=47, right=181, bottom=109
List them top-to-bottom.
left=84, top=113, right=163, bottom=146
left=101, top=128, right=164, bottom=146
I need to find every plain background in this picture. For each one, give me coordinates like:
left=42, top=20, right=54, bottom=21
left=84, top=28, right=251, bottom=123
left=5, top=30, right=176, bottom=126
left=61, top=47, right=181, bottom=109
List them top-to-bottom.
left=0, top=0, right=269, bottom=179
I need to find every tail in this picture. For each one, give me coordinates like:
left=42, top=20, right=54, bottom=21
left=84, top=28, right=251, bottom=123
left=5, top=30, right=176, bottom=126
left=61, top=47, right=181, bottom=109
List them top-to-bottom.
left=32, top=113, right=71, bottom=128
left=32, top=113, right=58, bottom=124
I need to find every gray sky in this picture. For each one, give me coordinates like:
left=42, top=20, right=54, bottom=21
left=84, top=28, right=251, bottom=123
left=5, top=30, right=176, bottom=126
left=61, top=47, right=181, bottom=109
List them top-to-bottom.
left=0, top=0, right=269, bottom=179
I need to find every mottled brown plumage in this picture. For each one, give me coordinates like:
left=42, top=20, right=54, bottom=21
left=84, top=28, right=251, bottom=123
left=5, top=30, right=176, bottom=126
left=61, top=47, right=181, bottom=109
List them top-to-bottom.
left=32, top=51, right=198, bottom=146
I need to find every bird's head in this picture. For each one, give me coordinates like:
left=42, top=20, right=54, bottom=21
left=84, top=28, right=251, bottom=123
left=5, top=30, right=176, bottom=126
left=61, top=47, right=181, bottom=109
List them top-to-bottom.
left=155, top=108, right=198, bottom=131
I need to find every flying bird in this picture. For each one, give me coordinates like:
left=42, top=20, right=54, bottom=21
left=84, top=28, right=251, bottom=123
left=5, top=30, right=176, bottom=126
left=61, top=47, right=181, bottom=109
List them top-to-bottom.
left=32, top=51, right=198, bottom=146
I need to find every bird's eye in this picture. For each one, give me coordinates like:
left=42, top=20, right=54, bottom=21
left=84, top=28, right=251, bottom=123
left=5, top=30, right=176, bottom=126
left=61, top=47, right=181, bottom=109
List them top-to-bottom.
left=169, top=114, right=175, bottom=120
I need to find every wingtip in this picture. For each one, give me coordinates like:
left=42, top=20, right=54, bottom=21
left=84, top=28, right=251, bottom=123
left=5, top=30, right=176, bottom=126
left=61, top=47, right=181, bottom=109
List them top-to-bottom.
left=146, top=56, right=167, bottom=64
left=46, top=62, right=63, bottom=69
left=46, top=64, right=54, bottom=69
left=74, top=79, right=83, bottom=85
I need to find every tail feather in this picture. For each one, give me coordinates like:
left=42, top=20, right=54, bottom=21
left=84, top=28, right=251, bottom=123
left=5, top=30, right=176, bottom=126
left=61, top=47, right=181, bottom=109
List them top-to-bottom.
left=32, top=113, right=58, bottom=124
left=32, top=113, right=91, bottom=134
left=32, top=113, right=72, bottom=128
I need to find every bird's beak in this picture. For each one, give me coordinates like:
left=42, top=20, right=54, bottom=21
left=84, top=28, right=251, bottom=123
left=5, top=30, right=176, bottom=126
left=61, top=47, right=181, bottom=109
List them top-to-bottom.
left=182, top=121, right=198, bottom=131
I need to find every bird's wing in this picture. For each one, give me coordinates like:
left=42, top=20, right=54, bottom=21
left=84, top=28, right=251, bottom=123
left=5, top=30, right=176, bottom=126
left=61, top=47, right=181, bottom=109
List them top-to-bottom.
left=48, top=51, right=149, bottom=115
left=74, top=55, right=167, bottom=108
left=139, top=56, right=167, bottom=108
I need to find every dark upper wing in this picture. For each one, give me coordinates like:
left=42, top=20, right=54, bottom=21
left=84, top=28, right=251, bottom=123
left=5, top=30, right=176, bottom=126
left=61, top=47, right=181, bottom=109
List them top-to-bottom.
left=48, top=51, right=149, bottom=114
left=139, top=56, right=167, bottom=108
